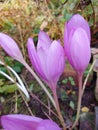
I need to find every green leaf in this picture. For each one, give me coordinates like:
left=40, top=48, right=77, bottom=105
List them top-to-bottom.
left=60, top=0, right=66, bottom=3
left=65, top=13, right=72, bottom=20
left=4, top=20, right=14, bottom=30
left=33, top=27, right=40, bottom=34
left=4, top=56, right=13, bottom=66
left=4, top=57, right=23, bottom=73
left=12, top=66, right=22, bottom=73
left=0, top=67, right=7, bottom=78
left=68, top=76, right=75, bottom=85
left=68, top=76, right=73, bottom=81
left=62, top=78, right=68, bottom=84
left=0, top=79, right=5, bottom=86
left=70, top=80, right=75, bottom=86
left=0, top=84, right=18, bottom=94
left=61, top=89, right=67, bottom=101
left=69, top=101, right=75, bottom=110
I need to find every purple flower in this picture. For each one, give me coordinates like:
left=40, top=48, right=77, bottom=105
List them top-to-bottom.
left=64, top=14, right=91, bottom=74
left=27, top=31, right=65, bottom=89
left=0, top=33, right=24, bottom=63
left=1, top=114, right=61, bottom=130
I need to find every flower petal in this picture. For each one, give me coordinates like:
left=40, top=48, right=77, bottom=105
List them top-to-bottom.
left=67, top=14, right=91, bottom=40
left=64, top=23, right=75, bottom=60
left=69, top=28, right=91, bottom=73
left=37, top=31, right=51, bottom=51
left=0, top=33, right=24, bottom=62
left=27, top=38, right=47, bottom=81
left=46, top=40, right=65, bottom=87
left=37, top=47, right=48, bottom=82
left=1, top=114, right=42, bottom=130
left=37, top=120, right=61, bottom=130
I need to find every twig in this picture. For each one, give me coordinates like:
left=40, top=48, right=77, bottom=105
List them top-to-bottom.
left=90, top=0, right=95, bottom=27
left=18, top=24, right=26, bottom=60
left=23, top=61, right=56, bottom=109
left=21, top=75, right=58, bottom=118
left=19, top=89, right=34, bottom=116
left=15, top=91, right=18, bottom=113
left=29, top=91, right=58, bottom=118
left=47, top=97, right=51, bottom=116
left=43, top=111, right=53, bottom=120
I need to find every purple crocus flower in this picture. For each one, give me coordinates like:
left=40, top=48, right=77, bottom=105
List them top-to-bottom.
left=64, top=14, right=91, bottom=75
left=27, top=31, right=65, bottom=90
left=0, top=33, right=24, bottom=63
left=1, top=114, right=61, bottom=130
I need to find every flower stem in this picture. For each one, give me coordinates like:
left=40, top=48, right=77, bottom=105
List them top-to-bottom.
left=82, top=59, right=96, bottom=96
left=23, top=61, right=56, bottom=109
left=72, top=74, right=83, bottom=129
left=52, top=87, right=66, bottom=130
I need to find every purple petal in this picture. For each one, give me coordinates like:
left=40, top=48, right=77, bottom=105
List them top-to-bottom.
left=67, top=14, right=91, bottom=40
left=64, top=23, right=75, bottom=59
left=64, top=23, right=69, bottom=57
left=69, top=28, right=91, bottom=73
left=37, top=31, right=51, bottom=51
left=0, top=33, right=24, bottom=62
left=27, top=38, right=47, bottom=81
left=46, top=40, right=65, bottom=88
left=37, top=47, right=48, bottom=82
left=1, top=114, right=42, bottom=130
left=37, top=119, right=61, bottom=130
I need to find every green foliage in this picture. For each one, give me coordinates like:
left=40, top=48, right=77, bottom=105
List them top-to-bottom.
left=60, top=0, right=66, bottom=4
left=3, top=20, right=15, bottom=31
left=0, top=57, right=23, bottom=79
left=0, top=57, right=23, bottom=94
left=5, top=57, right=23, bottom=73
left=12, top=61, right=24, bottom=73
left=0, top=67, right=7, bottom=78
left=62, top=76, right=75, bottom=86
left=68, top=76, right=75, bottom=86
left=62, top=78, right=68, bottom=84
left=0, top=79, right=18, bottom=94
left=0, top=79, right=5, bottom=86
left=60, top=89, right=68, bottom=101
left=69, top=101, right=75, bottom=110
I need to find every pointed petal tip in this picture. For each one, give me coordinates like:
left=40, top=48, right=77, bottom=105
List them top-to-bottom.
left=27, top=37, right=34, bottom=46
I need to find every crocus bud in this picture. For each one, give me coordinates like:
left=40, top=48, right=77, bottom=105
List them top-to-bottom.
left=64, top=14, right=91, bottom=75
left=64, top=14, right=91, bottom=57
left=27, top=31, right=65, bottom=90
left=0, top=33, right=24, bottom=63
left=1, top=114, right=61, bottom=130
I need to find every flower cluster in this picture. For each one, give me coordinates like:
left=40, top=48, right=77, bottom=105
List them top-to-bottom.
left=0, top=14, right=91, bottom=130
